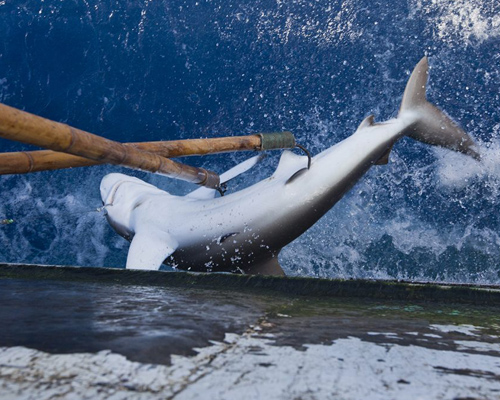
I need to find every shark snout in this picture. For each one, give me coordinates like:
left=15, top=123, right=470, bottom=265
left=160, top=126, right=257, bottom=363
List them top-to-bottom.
left=100, top=173, right=148, bottom=206
left=100, top=173, right=127, bottom=205
left=100, top=173, right=162, bottom=208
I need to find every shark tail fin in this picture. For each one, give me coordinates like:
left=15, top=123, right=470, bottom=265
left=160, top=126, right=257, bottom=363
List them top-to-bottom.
left=399, top=56, right=480, bottom=161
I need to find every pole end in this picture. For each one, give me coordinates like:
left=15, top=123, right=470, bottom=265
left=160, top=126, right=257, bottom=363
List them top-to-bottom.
left=259, top=131, right=296, bottom=151
left=199, top=169, right=221, bottom=189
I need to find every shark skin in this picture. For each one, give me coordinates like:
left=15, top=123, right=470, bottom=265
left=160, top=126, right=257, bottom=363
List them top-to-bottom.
left=100, top=56, right=480, bottom=276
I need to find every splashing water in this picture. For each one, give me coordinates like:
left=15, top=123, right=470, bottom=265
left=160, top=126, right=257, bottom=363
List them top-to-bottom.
left=0, top=0, right=499, bottom=283
left=411, top=0, right=500, bottom=45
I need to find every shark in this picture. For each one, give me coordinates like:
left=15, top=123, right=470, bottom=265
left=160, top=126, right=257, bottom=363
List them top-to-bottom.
left=100, top=56, right=480, bottom=276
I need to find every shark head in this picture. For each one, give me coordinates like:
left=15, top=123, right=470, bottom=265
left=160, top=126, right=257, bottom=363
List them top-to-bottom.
left=100, top=173, right=160, bottom=240
left=100, top=173, right=145, bottom=206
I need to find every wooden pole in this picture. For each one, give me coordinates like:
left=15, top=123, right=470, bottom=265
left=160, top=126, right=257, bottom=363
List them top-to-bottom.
left=0, top=102, right=220, bottom=188
left=0, top=132, right=296, bottom=175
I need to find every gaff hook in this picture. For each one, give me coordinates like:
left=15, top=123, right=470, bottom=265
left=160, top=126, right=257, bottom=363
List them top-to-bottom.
left=295, top=144, right=312, bottom=169
left=216, top=182, right=228, bottom=197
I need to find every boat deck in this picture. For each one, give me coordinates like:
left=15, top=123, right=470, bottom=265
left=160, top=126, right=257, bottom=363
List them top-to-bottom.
left=0, top=264, right=499, bottom=399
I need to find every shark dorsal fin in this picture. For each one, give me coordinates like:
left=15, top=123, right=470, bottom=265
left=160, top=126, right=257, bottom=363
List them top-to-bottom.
left=358, top=114, right=375, bottom=130
left=273, top=150, right=308, bottom=180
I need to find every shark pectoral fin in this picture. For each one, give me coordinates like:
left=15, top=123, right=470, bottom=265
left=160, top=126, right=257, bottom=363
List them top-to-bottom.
left=375, top=144, right=394, bottom=165
left=218, top=154, right=265, bottom=183
left=186, top=155, right=265, bottom=200
left=126, top=229, right=178, bottom=270
left=245, top=256, right=285, bottom=276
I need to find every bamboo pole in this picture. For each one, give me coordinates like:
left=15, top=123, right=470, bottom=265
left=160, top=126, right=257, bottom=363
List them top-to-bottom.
left=0, top=102, right=220, bottom=188
left=0, top=131, right=296, bottom=175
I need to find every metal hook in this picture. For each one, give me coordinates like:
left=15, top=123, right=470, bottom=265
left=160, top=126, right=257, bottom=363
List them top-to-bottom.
left=295, top=144, right=312, bottom=169
left=217, top=182, right=228, bottom=197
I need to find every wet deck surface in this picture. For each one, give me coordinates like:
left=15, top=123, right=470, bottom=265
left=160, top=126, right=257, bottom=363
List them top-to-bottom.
left=0, top=265, right=500, bottom=399
left=0, top=279, right=267, bottom=365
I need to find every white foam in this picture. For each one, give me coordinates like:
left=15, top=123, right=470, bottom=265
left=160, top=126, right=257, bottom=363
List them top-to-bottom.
left=411, top=0, right=500, bottom=45
left=436, top=137, right=500, bottom=193
left=0, top=168, right=123, bottom=268
left=385, top=216, right=447, bottom=255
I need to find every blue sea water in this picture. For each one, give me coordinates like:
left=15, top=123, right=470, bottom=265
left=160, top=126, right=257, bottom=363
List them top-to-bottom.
left=0, top=0, right=499, bottom=283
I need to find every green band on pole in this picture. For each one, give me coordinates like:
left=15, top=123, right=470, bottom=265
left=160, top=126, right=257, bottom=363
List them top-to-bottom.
left=259, top=131, right=296, bottom=150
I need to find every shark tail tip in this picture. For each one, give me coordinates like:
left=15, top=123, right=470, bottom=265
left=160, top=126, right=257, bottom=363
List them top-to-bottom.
left=399, top=55, right=480, bottom=161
